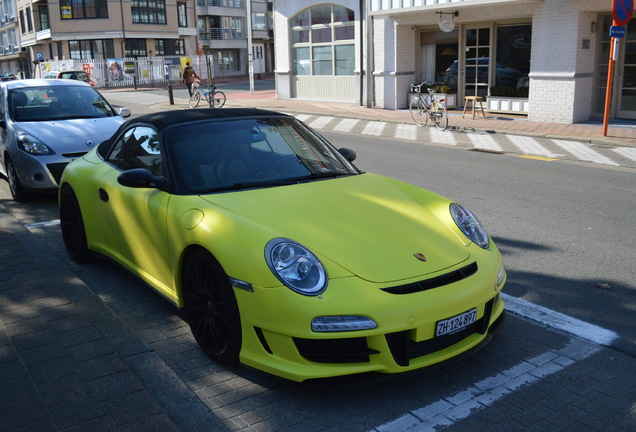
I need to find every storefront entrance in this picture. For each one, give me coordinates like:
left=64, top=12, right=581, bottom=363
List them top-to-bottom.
left=596, top=15, right=636, bottom=119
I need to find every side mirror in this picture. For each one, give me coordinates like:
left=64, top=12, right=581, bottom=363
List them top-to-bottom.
left=119, top=108, right=131, bottom=118
left=338, top=147, right=356, bottom=162
left=117, top=168, right=166, bottom=189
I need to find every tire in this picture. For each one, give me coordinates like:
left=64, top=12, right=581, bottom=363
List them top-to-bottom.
left=209, top=91, right=226, bottom=108
left=188, top=92, right=201, bottom=109
left=409, top=98, right=428, bottom=127
left=432, top=102, right=449, bottom=131
left=5, top=157, right=30, bottom=202
left=59, top=185, right=90, bottom=263
left=182, top=249, right=241, bottom=363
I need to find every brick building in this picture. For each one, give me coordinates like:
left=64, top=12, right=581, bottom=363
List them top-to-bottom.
left=274, top=0, right=629, bottom=124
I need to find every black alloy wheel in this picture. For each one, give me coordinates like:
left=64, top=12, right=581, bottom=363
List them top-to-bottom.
left=59, top=185, right=90, bottom=262
left=182, top=249, right=242, bottom=363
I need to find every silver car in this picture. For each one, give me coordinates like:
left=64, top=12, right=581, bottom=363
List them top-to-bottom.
left=0, top=79, right=130, bottom=201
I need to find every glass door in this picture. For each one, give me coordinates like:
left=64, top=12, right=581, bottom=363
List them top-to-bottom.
left=617, top=20, right=636, bottom=118
left=464, top=27, right=490, bottom=98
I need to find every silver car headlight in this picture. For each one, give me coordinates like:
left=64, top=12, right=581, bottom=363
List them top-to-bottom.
left=17, top=133, right=54, bottom=155
left=450, top=203, right=490, bottom=249
left=265, top=238, right=327, bottom=295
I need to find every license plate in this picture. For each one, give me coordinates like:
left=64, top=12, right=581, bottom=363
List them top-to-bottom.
left=436, top=308, right=478, bottom=337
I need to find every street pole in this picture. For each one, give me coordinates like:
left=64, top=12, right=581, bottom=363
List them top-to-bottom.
left=246, top=0, right=254, bottom=95
left=602, top=27, right=618, bottom=137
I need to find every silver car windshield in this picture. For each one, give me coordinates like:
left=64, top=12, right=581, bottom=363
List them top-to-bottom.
left=9, top=86, right=115, bottom=122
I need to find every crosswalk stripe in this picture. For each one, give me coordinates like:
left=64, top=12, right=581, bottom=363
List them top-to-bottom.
left=294, top=114, right=312, bottom=122
left=308, top=116, right=334, bottom=129
left=333, top=118, right=360, bottom=133
left=362, top=121, right=386, bottom=136
left=394, top=124, right=418, bottom=141
left=428, top=128, right=457, bottom=146
left=467, top=133, right=503, bottom=152
left=506, top=135, right=561, bottom=158
left=551, top=140, right=620, bottom=166
left=612, top=147, right=636, bottom=162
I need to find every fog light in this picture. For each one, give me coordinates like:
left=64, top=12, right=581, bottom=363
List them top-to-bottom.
left=311, top=315, right=377, bottom=332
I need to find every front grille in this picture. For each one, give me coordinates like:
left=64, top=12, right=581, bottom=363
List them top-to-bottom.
left=46, top=162, right=69, bottom=185
left=381, top=262, right=478, bottom=295
left=386, top=295, right=499, bottom=367
left=293, top=337, right=379, bottom=363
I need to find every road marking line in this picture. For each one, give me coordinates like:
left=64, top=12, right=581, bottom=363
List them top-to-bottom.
left=308, top=116, right=334, bottom=129
left=333, top=118, right=360, bottom=133
left=362, top=121, right=387, bottom=136
left=394, top=124, right=418, bottom=141
left=428, top=128, right=457, bottom=146
left=467, top=133, right=503, bottom=152
left=506, top=135, right=561, bottom=158
left=551, top=139, right=620, bottom=166
left=612, top=147, right=636, bottom=162
left=520, top=155, right=559, bottom=161
left=25, top=220, right=61, bottom=229
left=372, top=294, right=618, bottom=432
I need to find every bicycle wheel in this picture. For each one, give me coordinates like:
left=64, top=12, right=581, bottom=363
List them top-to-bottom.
left=189, top=91, right=201, bottom=109
left=209, top=91, right=226, bottom=108
left=409, top=98, right=428, bottom=127
left=431, top=102, right=448, bottom=131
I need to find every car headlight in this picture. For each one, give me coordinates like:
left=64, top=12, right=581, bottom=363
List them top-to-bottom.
left=17, top=133, right=54, bottom=155
left=450, top=203, right=490, bottom=249
left=265, top=238, right=327, bottom=295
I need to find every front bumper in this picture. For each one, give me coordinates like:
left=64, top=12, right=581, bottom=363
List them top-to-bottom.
left=234, top=254, right=507, bottom=382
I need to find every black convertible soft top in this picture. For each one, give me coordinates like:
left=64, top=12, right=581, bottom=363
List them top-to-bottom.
left=98, top=108, right=291, bottom=159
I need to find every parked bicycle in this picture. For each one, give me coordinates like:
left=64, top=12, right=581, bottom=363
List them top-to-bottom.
left=189, top=80, right=226, bottom=109
left=409, top=83, right=448, bottom=131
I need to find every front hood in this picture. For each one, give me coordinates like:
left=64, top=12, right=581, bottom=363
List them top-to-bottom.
left=17, top=117, right=125, bottom=153
left=202, top=173, right=470, bottom=283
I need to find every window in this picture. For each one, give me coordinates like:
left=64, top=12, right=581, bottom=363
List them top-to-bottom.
left=59, top=0, right=108, bottom=19
left=131, top=0, right=166, bottom=24
left=177, top=2, right=186, bottom=27
left=290, top=4, right=354, bottom=76
left=39, top=6, right=49, bottom=30
left=26, top=7, right=32, bottom=32
left=19, top=10, right=24, bottom=34
left=253, top=12, right=266, bottom=30
left=495, top=25, right=531, bottom=88
left=69, top=39, right=114, bottom=59
left=125, top=39, right=147, bottom=57
left=155, top=39, right=185, bottom=56
left=219, top=50, right=239, bottom=71
left=109, top=127, right=162, bottom=176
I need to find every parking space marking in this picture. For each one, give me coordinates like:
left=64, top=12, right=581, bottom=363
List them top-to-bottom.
left=552, top=139, right=620, bottom=166
left=24, top=219, right=60, bottom=229
left=372, top=294, right=618, bottom=432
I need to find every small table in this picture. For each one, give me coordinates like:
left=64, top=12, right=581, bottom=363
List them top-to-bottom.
left=462, top=96, right=486, bottom=119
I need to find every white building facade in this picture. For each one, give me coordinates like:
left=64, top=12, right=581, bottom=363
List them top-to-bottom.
left=274, top=0, right=632, bottom=124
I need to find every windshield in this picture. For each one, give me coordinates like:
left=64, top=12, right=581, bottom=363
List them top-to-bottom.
left=9, top=86, right=116, bottom=122
left=166, top=117, right=360, bottom=194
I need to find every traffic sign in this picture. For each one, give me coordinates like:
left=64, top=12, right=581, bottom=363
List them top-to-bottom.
left=612, top=0, right=633, bottom=26
left=610, top=25, right=627, bottom=38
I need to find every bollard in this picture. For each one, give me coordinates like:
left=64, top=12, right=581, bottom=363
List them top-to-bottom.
left=133, top=75, right=138, bottom=90
left=168, top=84, right=174, bottom=105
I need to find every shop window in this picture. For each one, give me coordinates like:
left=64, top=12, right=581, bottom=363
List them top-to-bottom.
left=290, top=4, right=355, bottom=76
left=495, top=25, right=531, bottom=89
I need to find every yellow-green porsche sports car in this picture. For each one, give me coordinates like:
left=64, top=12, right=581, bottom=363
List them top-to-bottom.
left=59, top=109, right=507, bottom=383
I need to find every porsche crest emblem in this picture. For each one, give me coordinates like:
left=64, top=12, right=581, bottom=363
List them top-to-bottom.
left=413, top=253, right=427, bottom=262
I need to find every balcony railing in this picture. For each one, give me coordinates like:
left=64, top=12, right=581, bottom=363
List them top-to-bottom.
left=197, top=0, right=243, bottom=8
left=199, top=28, right=244, bottom=40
